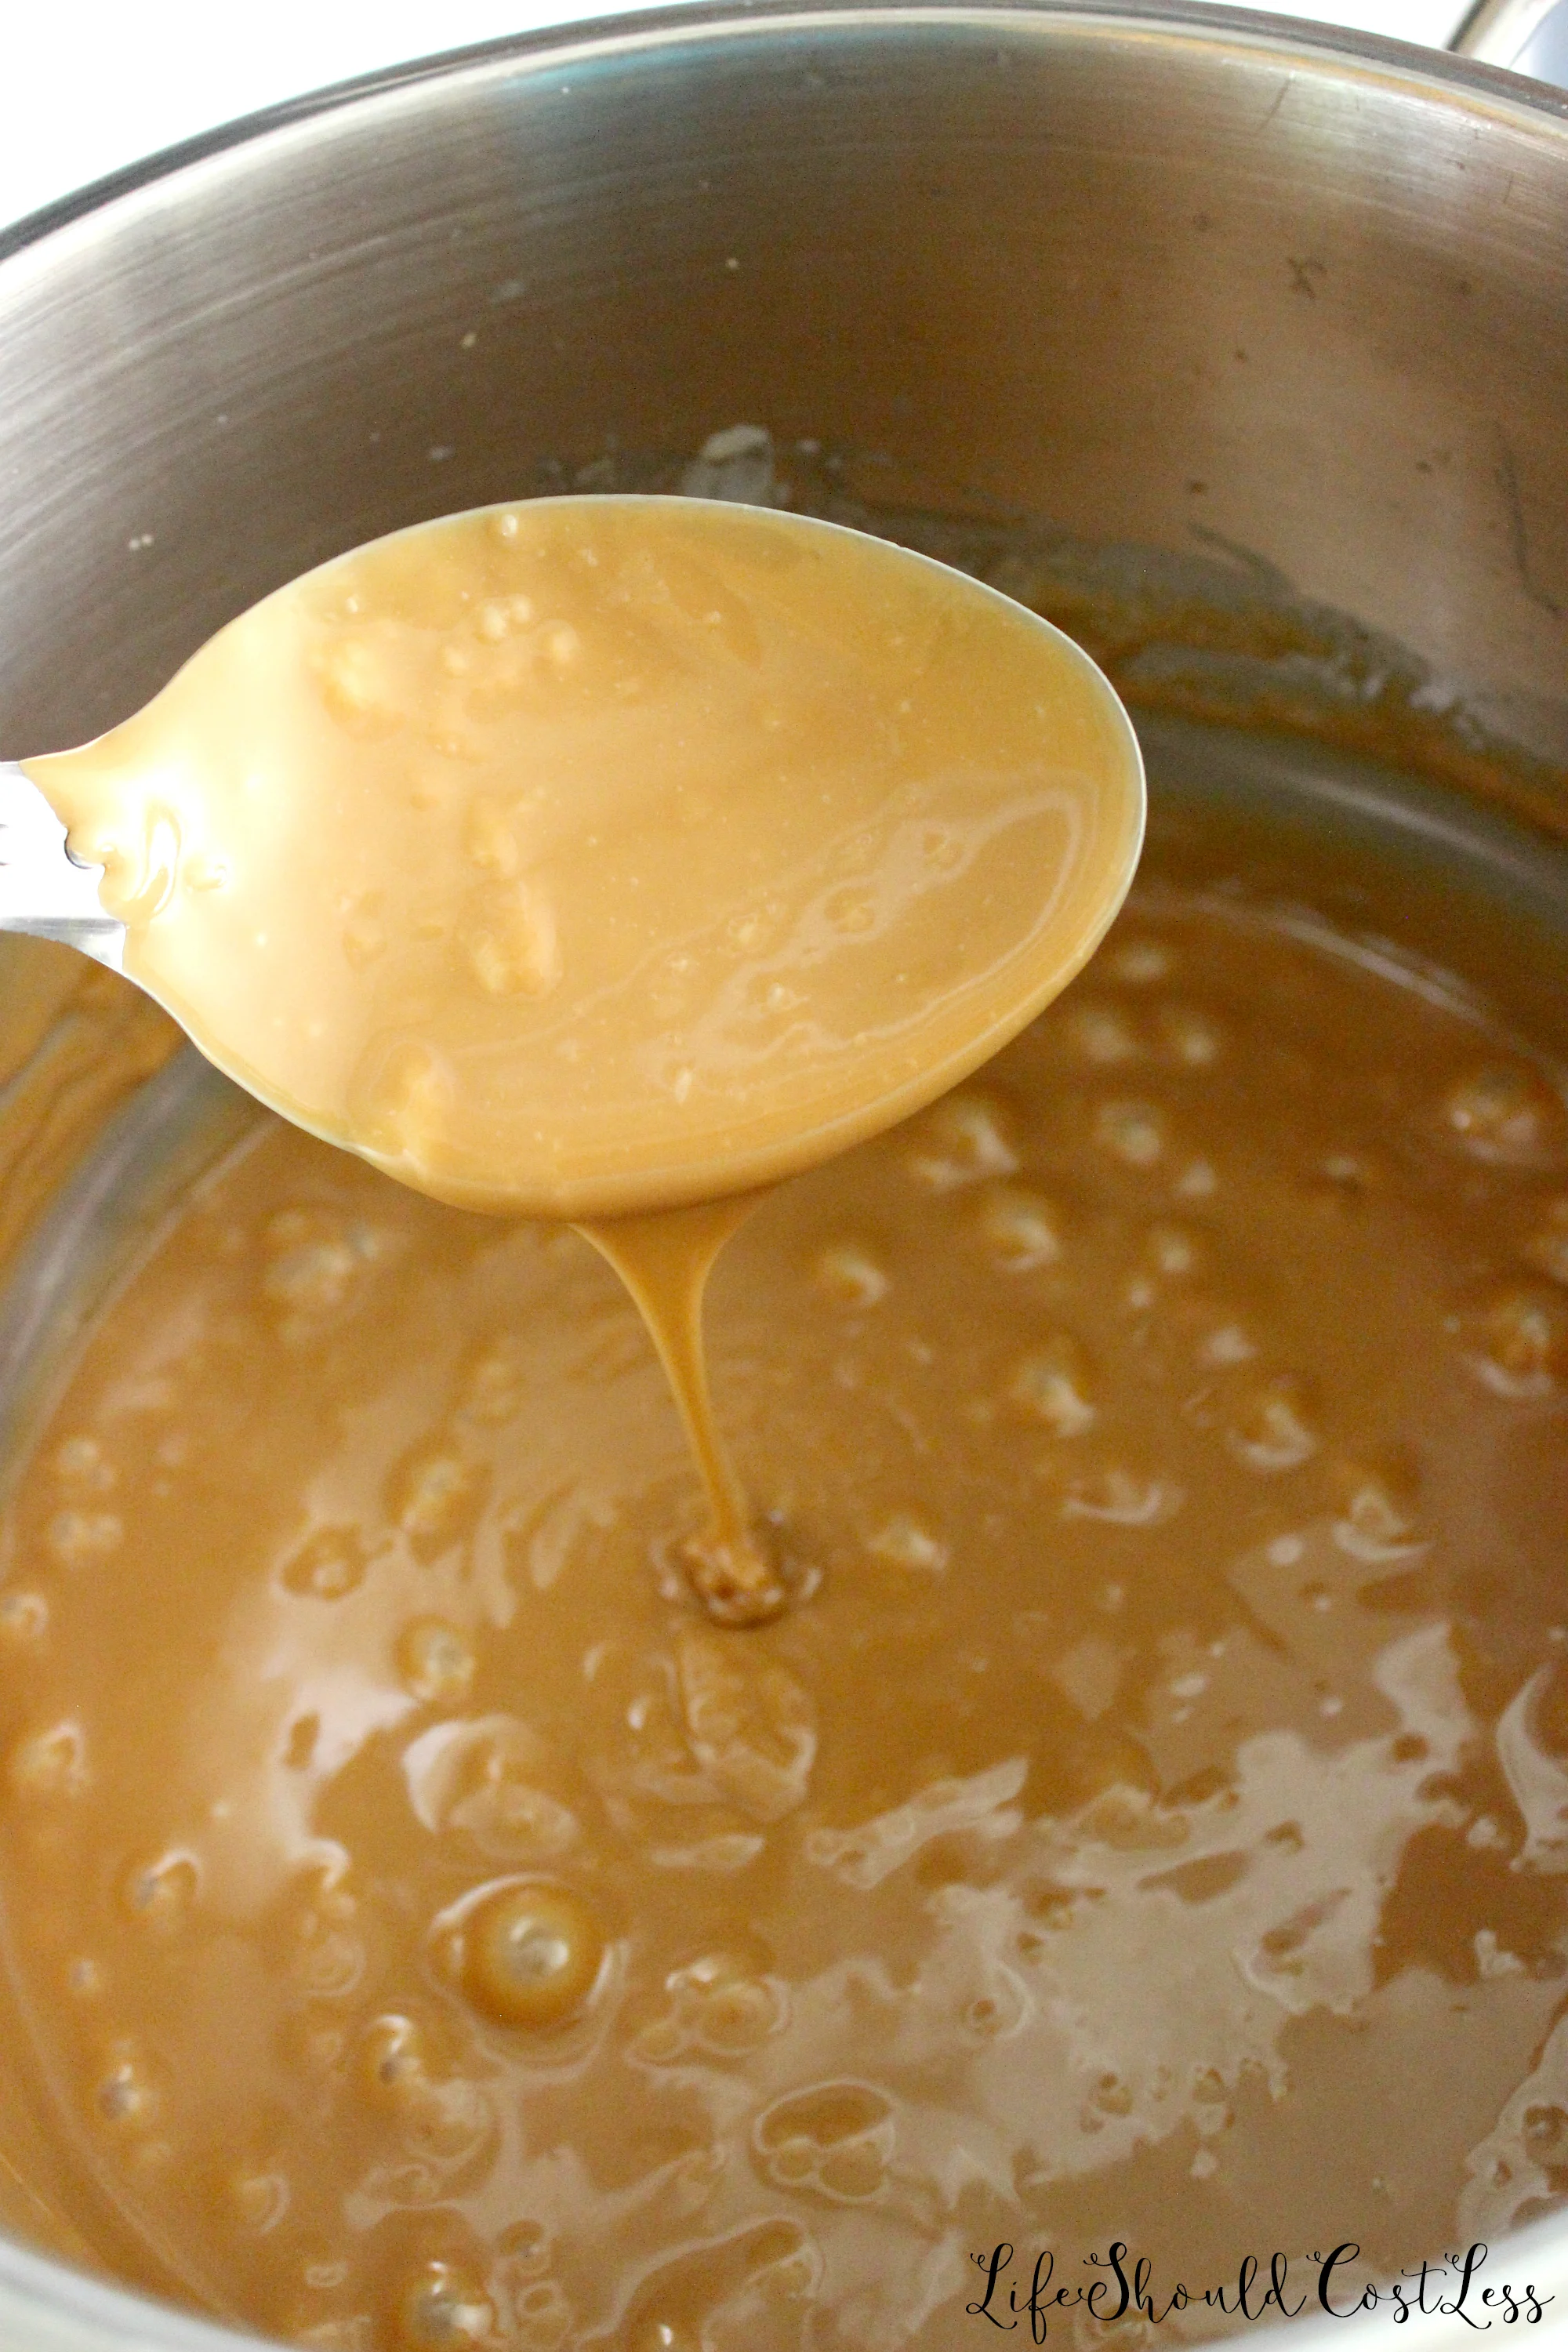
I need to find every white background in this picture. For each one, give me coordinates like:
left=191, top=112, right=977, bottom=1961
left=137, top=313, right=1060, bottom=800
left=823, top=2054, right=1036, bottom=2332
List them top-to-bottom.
left=2, top=0, right=1470, bottom=237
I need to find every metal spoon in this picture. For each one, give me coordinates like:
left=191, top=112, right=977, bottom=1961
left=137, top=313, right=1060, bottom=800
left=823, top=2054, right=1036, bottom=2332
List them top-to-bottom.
left=0, top=496, right=1145, bottom=1221
left=0, top=762, right=124, bottom=969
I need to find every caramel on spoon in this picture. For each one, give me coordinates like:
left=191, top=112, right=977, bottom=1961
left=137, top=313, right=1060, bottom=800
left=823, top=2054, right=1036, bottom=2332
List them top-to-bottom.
left=9, top=494, right=1145, bottom=1613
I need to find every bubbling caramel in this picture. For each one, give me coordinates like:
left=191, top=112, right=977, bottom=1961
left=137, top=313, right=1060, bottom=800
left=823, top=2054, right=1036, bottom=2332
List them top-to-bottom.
left=21, top=495, right=1141, bottom=1615
left=4, top=848, right=1568, bottom=2346
left=452, top=1882, right=607, bottom=2032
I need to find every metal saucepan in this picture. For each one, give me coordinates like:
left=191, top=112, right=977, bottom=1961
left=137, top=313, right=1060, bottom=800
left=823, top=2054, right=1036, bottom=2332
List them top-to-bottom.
left=0, top=5, right=1566, bottom=2344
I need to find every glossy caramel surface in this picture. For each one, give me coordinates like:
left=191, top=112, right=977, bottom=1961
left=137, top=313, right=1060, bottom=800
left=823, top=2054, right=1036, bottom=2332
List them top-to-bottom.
left=24, top=498, right=1141, bottom=1221
left=4, top=851, right=1568, bottom=2346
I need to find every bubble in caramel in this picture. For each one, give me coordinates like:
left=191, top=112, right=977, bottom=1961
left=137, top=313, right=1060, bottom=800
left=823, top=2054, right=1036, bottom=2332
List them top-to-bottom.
left=452, top=1880, right=607, bottom=2031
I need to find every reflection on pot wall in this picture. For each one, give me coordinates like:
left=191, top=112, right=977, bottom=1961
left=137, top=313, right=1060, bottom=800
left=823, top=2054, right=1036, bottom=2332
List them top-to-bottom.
left=1456, top=0, right=1568, bottom=87
left=1, top=6, right=1566, bottom=768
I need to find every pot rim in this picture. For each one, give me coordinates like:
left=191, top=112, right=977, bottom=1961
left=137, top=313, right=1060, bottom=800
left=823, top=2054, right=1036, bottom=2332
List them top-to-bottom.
left=1, top=0, right=1566, bottom=269
left=2, top=3, right=1567, bottom=2345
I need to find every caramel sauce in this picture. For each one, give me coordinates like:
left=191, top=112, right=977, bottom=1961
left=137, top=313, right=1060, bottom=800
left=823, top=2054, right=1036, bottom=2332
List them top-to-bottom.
left=22, top=495, right=1141, bottom=1608
left=21, top=498, right=1140, bottom=1223
left=4, top=499, right=1568, bottom=2346
left=3, top=858, right=1568, bottom=2343
left=574, top=1195, right=784, bottom=1625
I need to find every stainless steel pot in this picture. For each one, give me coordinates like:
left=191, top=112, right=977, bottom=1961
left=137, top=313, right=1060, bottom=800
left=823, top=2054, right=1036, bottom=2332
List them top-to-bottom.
left=2, top=5, right=1567, bottom=2344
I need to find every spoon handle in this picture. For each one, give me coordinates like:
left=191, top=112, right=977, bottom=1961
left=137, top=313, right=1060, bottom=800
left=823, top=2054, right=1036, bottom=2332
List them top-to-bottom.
left=0, top=762, right=125, bottom=972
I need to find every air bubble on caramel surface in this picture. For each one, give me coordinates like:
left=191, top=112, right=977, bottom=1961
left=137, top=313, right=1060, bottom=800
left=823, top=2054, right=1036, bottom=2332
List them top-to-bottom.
left=474, top=599, right=512, bottom=644
left=310, top=632, right=405, bottom=738
left=341, top=898, right=387, bottom=971
left=1107, top=938, right=1171, bottom=984
left=1067, top=1004, right=1139, bottom=1064
left=1157, top=1005, right=1222, bottom=1066
left=1443, top=1061, right=1568, bottom=1166
left=904, top=1091, right=1020, bottom=1191
left=1094, top=1098, right=1166, bottom=1169
left=1175, top=1157, right=1218, bottom=1198
left=975, top=1181, right=1062, bottom=1271
left=1523, top=1199, right=1568, bottom=1286
left=262, top=1207, right=390, bottom=1339
left=1144, top=1221, right=1203, bottom=1281
left=812, top=1241, right=889, bottom=1308
left=1461, top=1285, right=1568, bottom=1399
left=1200, top=1323, right=1256, bottom=1367
left=1009, top=1335, right=1096, bottom=1438
left=459, top=1337, right=528, bottom=1425
left=1226, top=1374, right=1320, bottom=1473
left=53, top=1435, right=113, bottom=1488
left=388, top=1438, right=488, bottom=1557
left=1330, top=1454, right=1425, bottom=1564
left=1061, top=1468, right=1182, bottom=1526
left=46, top=1508, right=122, bottom=1565
left=866, top=1513, right=948, bottom=1573
left=280, top=1526, right=370, bottom=1601
left=0, top=1590, right=47, bottom=1646
left=397, top=1618, right=477, bottom=1707
left=401, top=1715, right=577, bottom=1860
left=9, top=1720, right=89, bottom=1798
left=122, top=1852, right=199, bottom=1932
left=447, top=1878, right=607, bottom=2031
left=287, top=1896, right=366, bottom=2002
left=634, top=1951, right=787, bottom=2066
left=676, top=1958, right=786, bottom=2056
left=361, top=2013, right=428, bottom=2105
left=93, top=2044, right=162, bottom=2134
left=395, top=2071, right=496, bottom=2169
left=754, top=2081, right=893, bottom=2201
left=230, top=2169, right=289, bottom=2234
left=494, top=2220, right=551, bottom=2288
left=397, top=2260, right=495, bottom=2350
left=506, top=2278, right=574, bottom=2351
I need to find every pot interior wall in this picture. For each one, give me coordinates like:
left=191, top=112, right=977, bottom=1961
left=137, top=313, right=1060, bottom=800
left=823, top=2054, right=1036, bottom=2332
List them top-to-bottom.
left=1, top=5, right=1566, bottom=770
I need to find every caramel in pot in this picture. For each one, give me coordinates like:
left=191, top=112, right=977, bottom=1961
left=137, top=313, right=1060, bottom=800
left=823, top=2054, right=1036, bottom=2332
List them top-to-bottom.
left=7, top=498, right=1568, bottom=2347
left=4, top=856, right=1568, bottom=2344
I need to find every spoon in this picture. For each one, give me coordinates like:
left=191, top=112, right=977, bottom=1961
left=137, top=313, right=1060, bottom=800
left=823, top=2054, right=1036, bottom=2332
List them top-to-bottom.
left=1, top=493, right=1145, bottom=1624
left=0, top=495, right=1145, bottom=1223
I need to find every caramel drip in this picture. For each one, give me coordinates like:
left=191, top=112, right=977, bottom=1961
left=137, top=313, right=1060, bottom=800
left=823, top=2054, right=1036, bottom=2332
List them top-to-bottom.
left=575, top=1192, right=779, bottom=1622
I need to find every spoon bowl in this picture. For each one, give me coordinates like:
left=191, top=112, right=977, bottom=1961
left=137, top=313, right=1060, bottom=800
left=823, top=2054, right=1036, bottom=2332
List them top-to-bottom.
left=10, top=495, right=1145, bottom=1218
